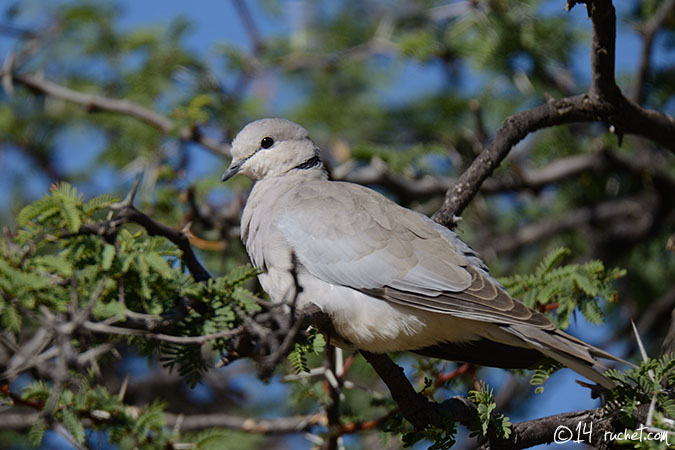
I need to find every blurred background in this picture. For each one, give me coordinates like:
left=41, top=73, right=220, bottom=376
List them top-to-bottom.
left=0, top=0, right=673, bottom=448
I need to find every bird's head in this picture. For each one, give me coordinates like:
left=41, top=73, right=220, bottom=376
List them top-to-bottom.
left=221, top=118, right=322, bottom=182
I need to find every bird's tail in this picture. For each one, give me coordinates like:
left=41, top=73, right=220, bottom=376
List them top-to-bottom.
left=508, top=324, right=631, bottom=389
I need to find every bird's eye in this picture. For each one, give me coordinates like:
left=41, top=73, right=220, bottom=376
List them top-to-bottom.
left=261, top=137, right=274, bottom=149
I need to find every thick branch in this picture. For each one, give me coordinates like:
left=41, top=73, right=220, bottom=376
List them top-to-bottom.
left=432, top=0, right=675, bottom=226
left=575, top=0, right=620, bottom=101
left=2, top=71, right=230, bottom=158
left=432, top=92, right=675, bottom=227
left=359, top=351, right=627, bottom=449
left=360, top=351, right=476, bottom=429
left=481, top=407, right=615, bottom=449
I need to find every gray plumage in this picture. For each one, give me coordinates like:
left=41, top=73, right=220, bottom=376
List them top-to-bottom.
left=222, top=118, right=624, bottom=389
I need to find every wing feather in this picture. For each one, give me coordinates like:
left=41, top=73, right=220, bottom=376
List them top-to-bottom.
left=278, top=180, right=554, bottom=329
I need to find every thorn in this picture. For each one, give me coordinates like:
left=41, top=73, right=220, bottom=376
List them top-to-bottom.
left=2, top=51, right=16, bottom=97
left=112, top=173, right=142, bottom=210
left=631, top=320, right=657, bottom=382
left=631, top=320, right=649, bottom=363
left=335, top=347, right=344, bottom=377
left=324, top=368, right=340, bottom=390
left=118, top=375, right=129, bottom=401
left=646, top=394, right=657, bottom=427
left=173, top=413, right=184, bottom=435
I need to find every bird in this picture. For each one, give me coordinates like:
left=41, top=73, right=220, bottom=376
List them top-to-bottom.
left=221, top=117, right=624, bottom=389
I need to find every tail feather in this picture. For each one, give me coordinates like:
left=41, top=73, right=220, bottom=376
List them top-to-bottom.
left=507, top=324, right=624, bottom=389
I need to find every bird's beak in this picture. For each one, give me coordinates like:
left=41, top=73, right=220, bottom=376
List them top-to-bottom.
left=221, top=160, right=243, bottom=182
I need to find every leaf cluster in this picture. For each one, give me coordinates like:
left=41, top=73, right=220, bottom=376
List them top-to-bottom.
left=3, top=182, right=261, bottom=387
left=499, top=247, right=626, bottom=329
left=287, top=327, right=326, bottom=374
left=605, top=353, right=675, bottom=429
left=8, top=377, right=171, bottom=449
left=467, top=381, right=512, bottom=441
left=384, top=412, right=458, bottom=450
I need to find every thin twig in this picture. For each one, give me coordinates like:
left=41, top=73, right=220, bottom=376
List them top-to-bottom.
left=631, top=0, right=675, bottom=104
left=81, top=321, right=244, bottom=344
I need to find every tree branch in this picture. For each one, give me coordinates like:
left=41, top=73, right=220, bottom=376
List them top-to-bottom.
left=432, top=0, right=675, bottom=227
left=576, top=0, right=620, bottom=102
left=0, top=71, right=230, bottom=158
left=81, top=321, right=243, bottom=345
left=360, top=351, right=476, bottom=430
left=480, top=407, right=615, bottom=449
left=0, top=410, right=326, bottom=434
left=166, top=411, right=325, bottom=433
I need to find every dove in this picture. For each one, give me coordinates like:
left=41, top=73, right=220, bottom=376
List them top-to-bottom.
left=222, top=118, right=624, bottom=388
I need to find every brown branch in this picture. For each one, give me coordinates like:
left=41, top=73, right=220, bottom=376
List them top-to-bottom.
left=432, top=0, right=675, bottom=227
left=575, top=0, right=620, bottom=102
left=631, top=0, right=675, bottom=104
left=1, top=71, right=230, bottom=158
left=481, top=152, right=606, bottom=193
left=337, top=158, right=452, bottom=201
left=115, top=206, right=213, bottom=282
left=322, top=345, right=340, bottom=450
left=357, top=351, right=637, bottom=449
left=360, top=351, right=477, bottom=430
left=434, top=362, right=473, bottom=388
left=480, top=407, right=616, bottom=449
left=337, top=411, right=397, bottom=435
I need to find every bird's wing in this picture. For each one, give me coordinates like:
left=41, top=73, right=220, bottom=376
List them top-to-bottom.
left=277, top=180, right=553, bottom=329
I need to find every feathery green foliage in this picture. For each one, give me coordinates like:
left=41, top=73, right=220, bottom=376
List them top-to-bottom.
left=1, top=183, right=263, bottom=445
left=499, top=247, right=626, bottom=329
left=288, top=327, right=326, bottom=374
left=605, top=354, right=675, bottom=428
left=529, top=360, right=564, bottom=394
left=0, top=376, right=174, bottom=448
left=468, top=381, right=512, bottom=440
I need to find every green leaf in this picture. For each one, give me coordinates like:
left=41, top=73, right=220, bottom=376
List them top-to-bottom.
left=84, top=194, right=119, bottom=215
left=58, top=196, right=83, bottom=232
left=17, top=197, right=59, bottom=227
left=102, top=244, right=116, bottom=271
left=535, top=247, right=571, bottom=277
left=143, top=252, right=175, bottom=278
left=33, top=254, right=74, bottom=278
left=2, top=303, right=21, bottom=333
left=22, top=380, right=51, bottom=403
left=61, top=409, right=85, bottom=444
left=28, top=418, right=47, bottom=447
left=193, top=429, right=231, bottom=450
